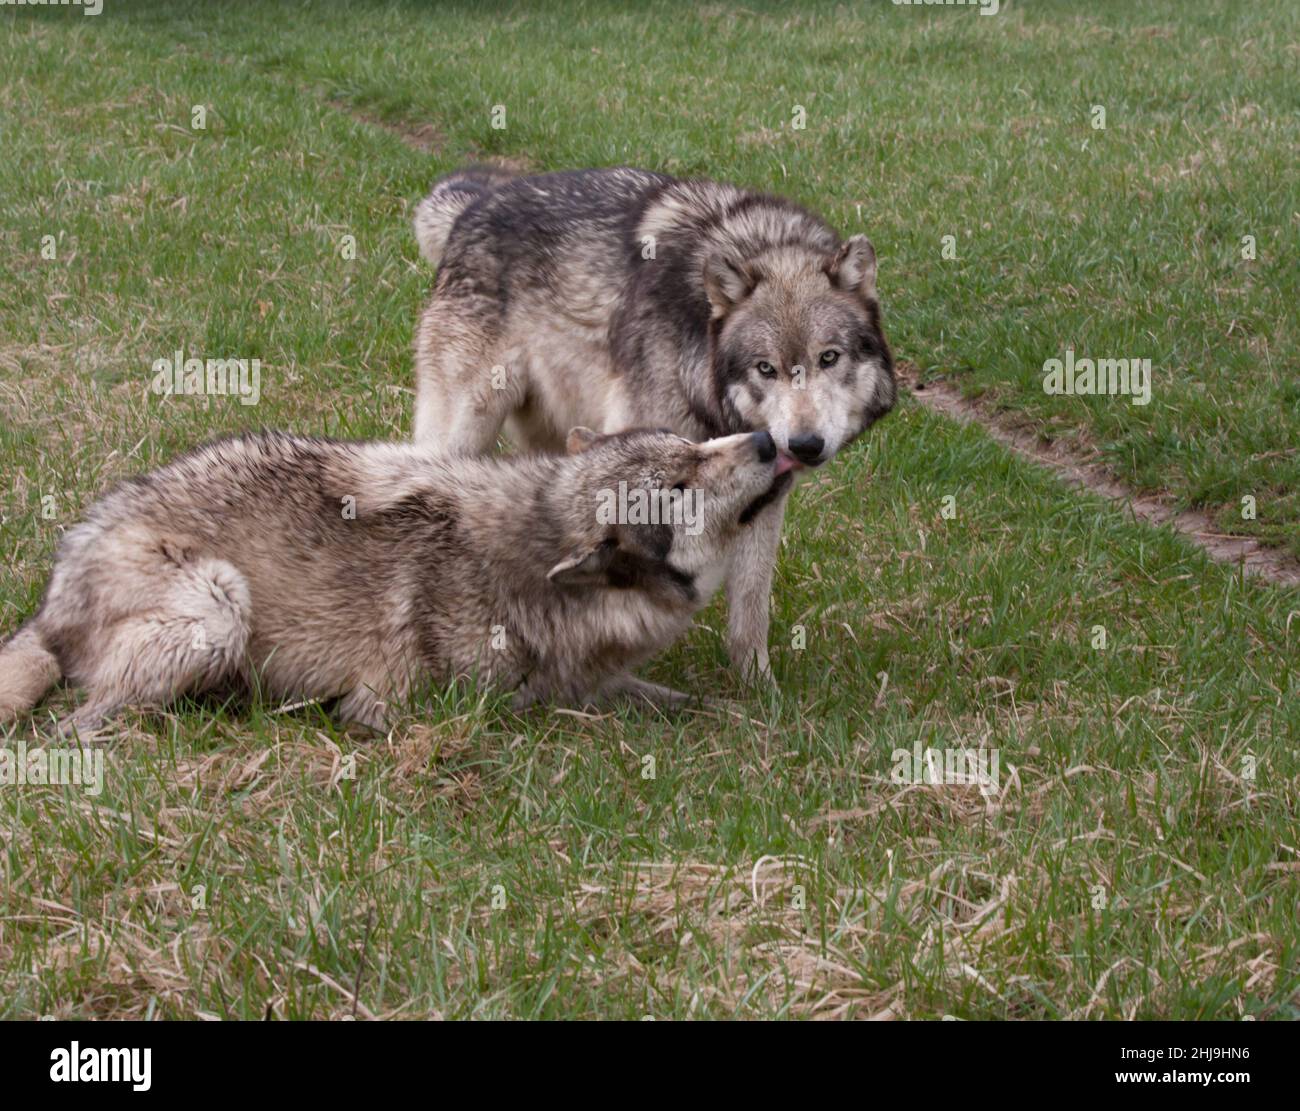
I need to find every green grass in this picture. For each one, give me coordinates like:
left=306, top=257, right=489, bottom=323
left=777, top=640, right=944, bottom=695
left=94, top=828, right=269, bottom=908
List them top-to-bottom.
left=1, top=0, right=1297, bottom=1019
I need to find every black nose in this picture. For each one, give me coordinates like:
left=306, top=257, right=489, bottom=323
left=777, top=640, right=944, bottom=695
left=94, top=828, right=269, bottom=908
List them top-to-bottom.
left=753, top=430, right=776, bottom=462
left=788, top=434, right=825, bottom=465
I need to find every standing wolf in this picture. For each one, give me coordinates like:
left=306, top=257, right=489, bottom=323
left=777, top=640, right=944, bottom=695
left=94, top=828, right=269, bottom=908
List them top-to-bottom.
left=412, top=167, right=896, bottom=681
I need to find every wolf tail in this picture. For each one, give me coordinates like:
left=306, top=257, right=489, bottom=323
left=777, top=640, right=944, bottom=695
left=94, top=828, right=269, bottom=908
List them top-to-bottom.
left=413, top=165, right=516, bottom=266
left=0, top=620, right=61, bottom=723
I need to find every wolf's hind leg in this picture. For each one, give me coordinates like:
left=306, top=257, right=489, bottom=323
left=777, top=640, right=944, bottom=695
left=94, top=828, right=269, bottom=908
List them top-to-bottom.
left=412, top=307, right=523, bottom=451
left=63, top=557, right=252, bottom=733
left=0, top=622, right=61, bottom=724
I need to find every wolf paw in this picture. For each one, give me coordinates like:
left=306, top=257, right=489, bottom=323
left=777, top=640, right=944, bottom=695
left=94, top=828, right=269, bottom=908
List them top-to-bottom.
left=729, top=644, right=775, bottom=687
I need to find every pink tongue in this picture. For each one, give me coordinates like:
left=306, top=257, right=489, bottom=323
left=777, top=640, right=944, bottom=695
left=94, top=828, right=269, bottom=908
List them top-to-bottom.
left=774, top=452, right=797, bottom=476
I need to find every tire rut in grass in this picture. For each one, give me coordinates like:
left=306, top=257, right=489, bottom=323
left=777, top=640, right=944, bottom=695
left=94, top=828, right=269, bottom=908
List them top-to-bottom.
left=902, top=365, right=1300, bottom=589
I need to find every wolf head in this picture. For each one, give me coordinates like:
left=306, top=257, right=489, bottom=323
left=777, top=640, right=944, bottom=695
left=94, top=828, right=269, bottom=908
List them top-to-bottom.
left=705, top=235, right=895, bottom=466
left=546, top=427, right=794, bottom=602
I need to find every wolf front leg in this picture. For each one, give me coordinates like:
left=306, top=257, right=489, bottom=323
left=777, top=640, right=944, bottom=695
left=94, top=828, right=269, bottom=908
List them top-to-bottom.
left=725, top=489, right=789, bottom=684
left=599, top=673, right=697, bottom=710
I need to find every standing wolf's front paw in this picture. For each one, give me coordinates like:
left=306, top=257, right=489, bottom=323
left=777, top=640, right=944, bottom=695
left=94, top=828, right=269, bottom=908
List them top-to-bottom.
left=729, top=642, right=775, bottom=687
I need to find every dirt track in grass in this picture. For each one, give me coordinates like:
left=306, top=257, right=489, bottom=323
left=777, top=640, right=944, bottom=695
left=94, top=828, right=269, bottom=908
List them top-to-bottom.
left=901, top=365, right=1300, bottom=590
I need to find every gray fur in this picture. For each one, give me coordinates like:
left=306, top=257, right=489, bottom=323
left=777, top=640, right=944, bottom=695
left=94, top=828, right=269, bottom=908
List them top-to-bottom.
left=410, top=167, right=896, bottom=680
left=0, top=428, right=787, bottom=735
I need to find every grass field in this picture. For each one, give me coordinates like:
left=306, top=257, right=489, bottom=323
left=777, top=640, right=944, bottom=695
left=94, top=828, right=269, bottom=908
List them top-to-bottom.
left=1, top=0, right=1297, bottom=1019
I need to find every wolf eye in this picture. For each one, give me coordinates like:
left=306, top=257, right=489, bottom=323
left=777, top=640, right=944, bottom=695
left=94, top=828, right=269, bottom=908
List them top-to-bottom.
left=818, top=349, right=841, bottom=367
left=756, top=361, right=777, bottom=377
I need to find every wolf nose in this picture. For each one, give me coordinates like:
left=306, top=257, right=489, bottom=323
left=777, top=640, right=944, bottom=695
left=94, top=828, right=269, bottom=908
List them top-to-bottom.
left=753, top=430, right=776, bottom=462
left=788, top=434, right=825, bottom=465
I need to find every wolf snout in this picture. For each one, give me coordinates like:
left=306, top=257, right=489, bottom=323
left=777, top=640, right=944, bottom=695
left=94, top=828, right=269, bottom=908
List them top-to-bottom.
left=751, top=430, right=800, bottom=476
left=787, top=433, right=825, bottom=466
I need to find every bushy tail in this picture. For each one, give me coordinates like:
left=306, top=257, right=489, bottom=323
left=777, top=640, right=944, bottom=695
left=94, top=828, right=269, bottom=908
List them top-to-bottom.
left=413, top=165, right=516, bottom=266
left=0, top=620, right=61, bottom=723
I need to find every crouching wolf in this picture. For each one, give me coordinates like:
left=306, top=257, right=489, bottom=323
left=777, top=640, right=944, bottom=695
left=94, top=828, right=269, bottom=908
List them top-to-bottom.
left=412, top=167, right=896, bottom=682
left=0, top=427, right=794, bottom=735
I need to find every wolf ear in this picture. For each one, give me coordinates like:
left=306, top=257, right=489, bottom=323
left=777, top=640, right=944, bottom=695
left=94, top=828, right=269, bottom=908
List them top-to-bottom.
left=829, top=235, right=877, bottom=302
left=702, top=251, right=758, bottom=319
left=566, top=427, right=603, bottom=454
left=547, top=538, right=618, bottom=587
